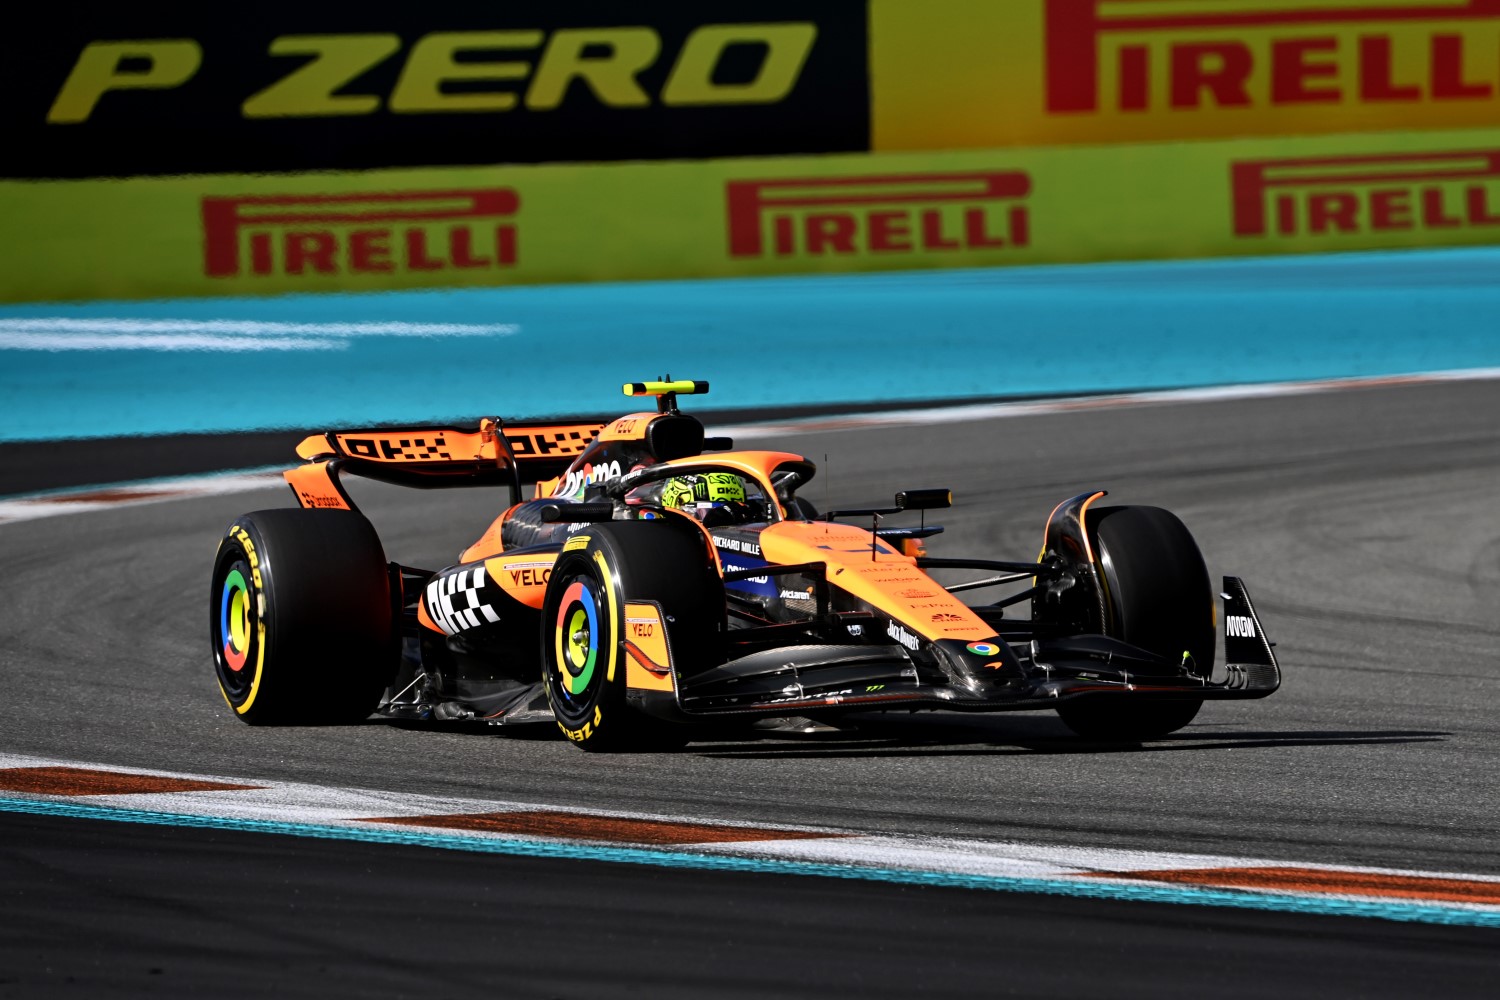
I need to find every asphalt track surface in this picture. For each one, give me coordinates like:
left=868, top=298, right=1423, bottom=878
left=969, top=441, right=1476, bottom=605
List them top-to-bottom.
left=2, top=379, right=1498, bottom=995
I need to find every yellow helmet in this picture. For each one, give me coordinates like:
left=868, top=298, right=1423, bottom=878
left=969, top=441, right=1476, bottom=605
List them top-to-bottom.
left=660, top=473, right=753, bottom=525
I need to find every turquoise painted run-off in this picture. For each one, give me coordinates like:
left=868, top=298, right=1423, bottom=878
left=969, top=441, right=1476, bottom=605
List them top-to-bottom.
left=1, top=247, right=1498, bottom=442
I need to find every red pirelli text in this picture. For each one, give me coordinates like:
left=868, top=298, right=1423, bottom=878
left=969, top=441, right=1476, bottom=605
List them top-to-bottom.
left=1046, top=0, right=1500, bottom=114
left=1232, top=150, right=1500, bottom=237
left=725, top=172, right=1031, bottom=259
left=203, top=189, right=519, bottom=278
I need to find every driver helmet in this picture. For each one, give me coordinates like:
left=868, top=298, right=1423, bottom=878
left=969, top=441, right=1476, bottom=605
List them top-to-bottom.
left=660, top=472, right=755, bottom=526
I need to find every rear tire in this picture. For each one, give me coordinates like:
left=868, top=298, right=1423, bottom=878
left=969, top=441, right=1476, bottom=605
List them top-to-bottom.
left=1055, top=505, right=1213, bottom=741
left=210, top=509, right=394, bottom=725
left=541, top=521, right=723, bottom=751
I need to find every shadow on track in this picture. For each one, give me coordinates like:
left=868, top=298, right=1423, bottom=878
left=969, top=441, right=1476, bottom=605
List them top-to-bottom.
left=369, top=712, right=1447, bottom=758
left=687, top=716, right=1447, bottom=759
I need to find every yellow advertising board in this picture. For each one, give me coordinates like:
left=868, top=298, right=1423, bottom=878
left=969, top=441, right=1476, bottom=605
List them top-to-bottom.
left=870, top=0, right=1500, bottom=151
left=1, top=126, right=1497, bottom=303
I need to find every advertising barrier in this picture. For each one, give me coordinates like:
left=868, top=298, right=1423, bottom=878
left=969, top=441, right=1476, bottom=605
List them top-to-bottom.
left=869, top=0, right=1500, bottom=151
left=3, top=1, right=869, bottom=178
left=6, top=1, right=1499, bottom=302
left=15, top=1, right=1499, bottom=182
left=3, top=126, right=1496, bottom=303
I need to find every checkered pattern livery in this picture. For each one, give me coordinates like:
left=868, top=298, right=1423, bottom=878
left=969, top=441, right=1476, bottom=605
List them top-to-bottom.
left=505, top=427, right=598, bottom=458
left=395, top=437, right=452, bottom=460
left=424, top=567, right=502, bottom=636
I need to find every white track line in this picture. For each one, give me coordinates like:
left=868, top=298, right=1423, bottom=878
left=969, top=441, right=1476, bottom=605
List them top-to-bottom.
left=0, top=318, right=521, bottom=352
left=0, top=333, right=349, bottom=351
left=717, top=368, right=1500, bottom=439
left=0, top=471, right=288, bottom=524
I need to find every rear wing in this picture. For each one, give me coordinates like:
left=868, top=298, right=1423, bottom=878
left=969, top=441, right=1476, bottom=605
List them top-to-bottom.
left=284, top=418, right=603, bottom=512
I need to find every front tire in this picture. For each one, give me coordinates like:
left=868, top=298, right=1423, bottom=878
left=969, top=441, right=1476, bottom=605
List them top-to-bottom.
left=1056, top=505, right=1214, bottom=741
left=210, top=509, right=394, bottom=725
left=541, top=521, right=722, bottom=751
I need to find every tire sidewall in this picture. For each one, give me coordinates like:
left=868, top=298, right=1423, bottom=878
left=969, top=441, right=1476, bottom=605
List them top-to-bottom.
left=209, top=509, right=392, bottom=725
left=210, top=516, right=281, bottom=721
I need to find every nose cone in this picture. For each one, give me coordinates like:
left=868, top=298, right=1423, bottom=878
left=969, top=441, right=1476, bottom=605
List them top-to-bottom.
left=932, top=637, right=1024, bottom=692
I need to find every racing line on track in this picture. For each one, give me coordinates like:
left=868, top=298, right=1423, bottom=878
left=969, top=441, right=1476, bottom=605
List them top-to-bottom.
left=1, top=753, right=1496, bottom=929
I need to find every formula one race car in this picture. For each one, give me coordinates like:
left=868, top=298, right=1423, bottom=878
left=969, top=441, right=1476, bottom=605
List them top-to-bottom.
left=210, top=380, right=1280, bottom=749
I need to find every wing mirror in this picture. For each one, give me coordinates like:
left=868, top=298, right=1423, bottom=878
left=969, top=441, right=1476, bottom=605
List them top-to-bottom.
left=895, top=489, right=952, bottom=511
left=540, top=502, right=614, bottom=523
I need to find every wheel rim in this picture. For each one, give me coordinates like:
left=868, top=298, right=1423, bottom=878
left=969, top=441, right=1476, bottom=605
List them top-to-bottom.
left=213, top=555, right=259, bottom=703
left=220, top=568, right=252, bottom=671
left=552, top=576, right=604, bottom=713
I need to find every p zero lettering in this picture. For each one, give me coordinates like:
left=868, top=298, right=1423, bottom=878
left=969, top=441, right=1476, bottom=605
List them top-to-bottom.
left=13, top=11, right=867, bottom=179
left=51, top=24, right=818, bottom=125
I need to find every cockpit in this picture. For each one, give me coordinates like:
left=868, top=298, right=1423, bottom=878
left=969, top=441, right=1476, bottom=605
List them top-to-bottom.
left=621, top=459, right=817, bottom=527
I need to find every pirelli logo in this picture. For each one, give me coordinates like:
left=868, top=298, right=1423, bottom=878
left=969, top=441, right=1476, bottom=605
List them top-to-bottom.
left=1045, top=0, right=1500, bottom=114
left=1232, top=150, right=1500, bottom=237
left=725, top=172, right=1030, bottom=259
left=203, top=189, right=518, bottom=279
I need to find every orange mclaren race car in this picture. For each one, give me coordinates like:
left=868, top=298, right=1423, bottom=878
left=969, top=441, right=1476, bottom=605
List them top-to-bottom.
left=210, top=380, right=1280, bottom=749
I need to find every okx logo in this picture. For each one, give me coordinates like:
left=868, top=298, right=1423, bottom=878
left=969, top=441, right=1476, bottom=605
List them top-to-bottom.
left=726, top=171, right=1031, bottom=259
left=203, top=189, right=519, bottom=278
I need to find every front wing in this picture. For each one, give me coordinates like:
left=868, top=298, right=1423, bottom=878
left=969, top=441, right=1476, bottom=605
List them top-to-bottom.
left=647, top=576, right=1279, bottom=719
